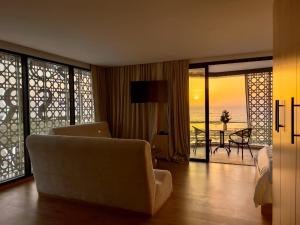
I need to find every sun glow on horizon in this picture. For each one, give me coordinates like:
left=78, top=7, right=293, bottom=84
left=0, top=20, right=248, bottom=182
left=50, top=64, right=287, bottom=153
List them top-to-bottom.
left=189, top=71, right=247, bottom=122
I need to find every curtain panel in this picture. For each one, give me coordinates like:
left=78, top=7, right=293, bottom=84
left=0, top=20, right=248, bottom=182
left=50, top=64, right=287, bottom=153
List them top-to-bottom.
left=91, top=60, right=190, bottom=162
left=163, top=61, right=190, bottom=162
left=105, top=63, right=162, bottom=141
left=91, top=65, right=108, bottom=121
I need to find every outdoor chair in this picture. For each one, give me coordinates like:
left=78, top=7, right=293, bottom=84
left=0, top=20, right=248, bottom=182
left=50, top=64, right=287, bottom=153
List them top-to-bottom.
left=192, top=126, right=212, bottom=155
left=228, top=128, right=253, bottom=160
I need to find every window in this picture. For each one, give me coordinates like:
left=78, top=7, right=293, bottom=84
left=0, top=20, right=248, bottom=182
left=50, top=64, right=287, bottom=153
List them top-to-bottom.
left=0, top=49, right=94, bottom=184
left=0, top=52, right=24, bottom=182
left=28, top=59, right=70, bottom=134
left=74, top=69, right=95, bottom=124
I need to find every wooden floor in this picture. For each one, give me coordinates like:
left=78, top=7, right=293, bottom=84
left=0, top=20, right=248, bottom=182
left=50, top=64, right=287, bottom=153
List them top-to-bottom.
left=0, top=162, right=271, bottom=225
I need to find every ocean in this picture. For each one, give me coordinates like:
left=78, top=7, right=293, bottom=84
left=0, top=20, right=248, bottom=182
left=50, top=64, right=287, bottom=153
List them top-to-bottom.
left=190, top=105, right=248, bottom=141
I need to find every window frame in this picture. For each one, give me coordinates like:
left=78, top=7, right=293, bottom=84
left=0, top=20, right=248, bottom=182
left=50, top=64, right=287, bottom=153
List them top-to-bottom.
left=0, top=48, right=92, bottom=185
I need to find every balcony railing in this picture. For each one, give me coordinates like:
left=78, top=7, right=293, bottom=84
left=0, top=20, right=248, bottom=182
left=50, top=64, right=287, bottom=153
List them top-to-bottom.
left=190, top=121, right=266, bottom=146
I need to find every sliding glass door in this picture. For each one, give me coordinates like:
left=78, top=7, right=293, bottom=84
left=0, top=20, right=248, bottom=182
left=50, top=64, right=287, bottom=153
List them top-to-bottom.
left=189, top=58, right=273, bottom=164
left=207, top=61, right=273, bottom=165
left=189, top=68, right=208, bottom=161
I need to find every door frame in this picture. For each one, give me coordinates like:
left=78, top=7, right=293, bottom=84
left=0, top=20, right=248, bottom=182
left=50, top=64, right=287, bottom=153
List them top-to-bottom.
left=189, top=56, right=273, bottom=163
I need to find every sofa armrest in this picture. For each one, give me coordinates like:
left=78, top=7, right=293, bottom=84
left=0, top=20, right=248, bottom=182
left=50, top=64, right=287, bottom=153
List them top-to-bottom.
left=153, top=169, right=172, bottom=214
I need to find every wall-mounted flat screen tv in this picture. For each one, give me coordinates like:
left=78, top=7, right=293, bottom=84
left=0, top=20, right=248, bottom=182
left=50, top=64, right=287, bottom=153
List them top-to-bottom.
left=131, top=80, right=168, bottom=103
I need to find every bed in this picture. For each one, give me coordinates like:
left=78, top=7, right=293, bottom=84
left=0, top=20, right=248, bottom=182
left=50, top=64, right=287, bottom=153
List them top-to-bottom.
left=254, top=146, right=272, bottom=215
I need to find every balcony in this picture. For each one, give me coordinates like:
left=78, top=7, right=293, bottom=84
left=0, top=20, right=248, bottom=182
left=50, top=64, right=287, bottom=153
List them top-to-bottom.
left=189, top=70, right=272, bottom=165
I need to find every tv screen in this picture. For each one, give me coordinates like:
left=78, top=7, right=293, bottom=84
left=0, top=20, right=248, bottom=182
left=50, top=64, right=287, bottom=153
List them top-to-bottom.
left=131, top=80, right=168, bottom=103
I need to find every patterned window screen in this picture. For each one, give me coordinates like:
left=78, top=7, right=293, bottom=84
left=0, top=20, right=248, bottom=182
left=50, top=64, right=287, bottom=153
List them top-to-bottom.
left=0, top=52, right=24, bottom=183
left=28, top=59, right=70, bottom=134
left=74, top=69, right=95, bottom=124
left=245, top=71, right=272, bottom=145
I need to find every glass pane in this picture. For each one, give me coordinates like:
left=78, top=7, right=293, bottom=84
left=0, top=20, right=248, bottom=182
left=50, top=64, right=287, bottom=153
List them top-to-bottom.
left=0, top=52, right=24, bottom=183
left=28, top=59, right=70, bottom=134
left=189, top=68, right=206, bottom=160
left=74, top=69, right=95, bottom=124
left=209, top=75, right=249, bottom=164
left=209, top=75, right=247, bottom=131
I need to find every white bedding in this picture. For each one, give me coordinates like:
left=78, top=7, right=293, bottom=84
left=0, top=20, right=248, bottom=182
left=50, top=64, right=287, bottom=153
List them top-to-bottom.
left=253, top=146, right=272, bottom=207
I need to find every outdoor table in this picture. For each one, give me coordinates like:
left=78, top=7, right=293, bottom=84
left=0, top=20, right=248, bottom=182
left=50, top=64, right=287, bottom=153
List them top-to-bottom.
left=212, top=130, right=231, bottom=156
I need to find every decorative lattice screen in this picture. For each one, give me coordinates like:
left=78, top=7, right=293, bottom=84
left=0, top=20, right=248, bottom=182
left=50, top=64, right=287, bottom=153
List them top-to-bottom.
left=0, top=52, right=24, bottom=183
left=0, top=53, right=95, bottom=184
left=28, top=59, right=70, bottom=134
left=74, top=69, right=95, bottom=124
left=245, top=71, right=272, bottom=145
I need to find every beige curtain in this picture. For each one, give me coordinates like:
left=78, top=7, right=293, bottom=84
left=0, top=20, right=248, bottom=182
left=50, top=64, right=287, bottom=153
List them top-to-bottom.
left=91, top=60, right=190, bottom=162
left=163, top=60, right=190, bottom=162
left=105, top=63, right=162, bottom=142
left=91, top=65, right=108, bottom=121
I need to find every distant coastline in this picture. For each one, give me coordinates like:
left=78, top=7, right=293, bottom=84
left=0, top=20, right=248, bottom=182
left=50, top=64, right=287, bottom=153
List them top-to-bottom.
left=190, top=120, right=247, bottom=124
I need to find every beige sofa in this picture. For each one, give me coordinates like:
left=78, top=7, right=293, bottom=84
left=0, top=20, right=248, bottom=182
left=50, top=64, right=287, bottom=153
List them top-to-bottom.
left=26, top=122, right=172, bottom=215
left=49, top=122, right=112, bottom=138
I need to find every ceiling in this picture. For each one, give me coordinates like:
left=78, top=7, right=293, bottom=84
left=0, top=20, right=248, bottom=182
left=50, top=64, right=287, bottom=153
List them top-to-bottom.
left=0, top=0, right=273, bottom=66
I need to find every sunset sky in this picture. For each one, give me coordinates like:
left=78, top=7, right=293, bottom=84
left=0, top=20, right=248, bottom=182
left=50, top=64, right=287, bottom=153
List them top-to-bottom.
left=189, top=73, right=247, bottom=122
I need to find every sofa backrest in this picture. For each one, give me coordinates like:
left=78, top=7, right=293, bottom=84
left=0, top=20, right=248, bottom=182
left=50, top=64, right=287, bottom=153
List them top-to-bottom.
left=49, top=122, right=111, bottom=138
left=26, top=135, right=156, bottom=214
